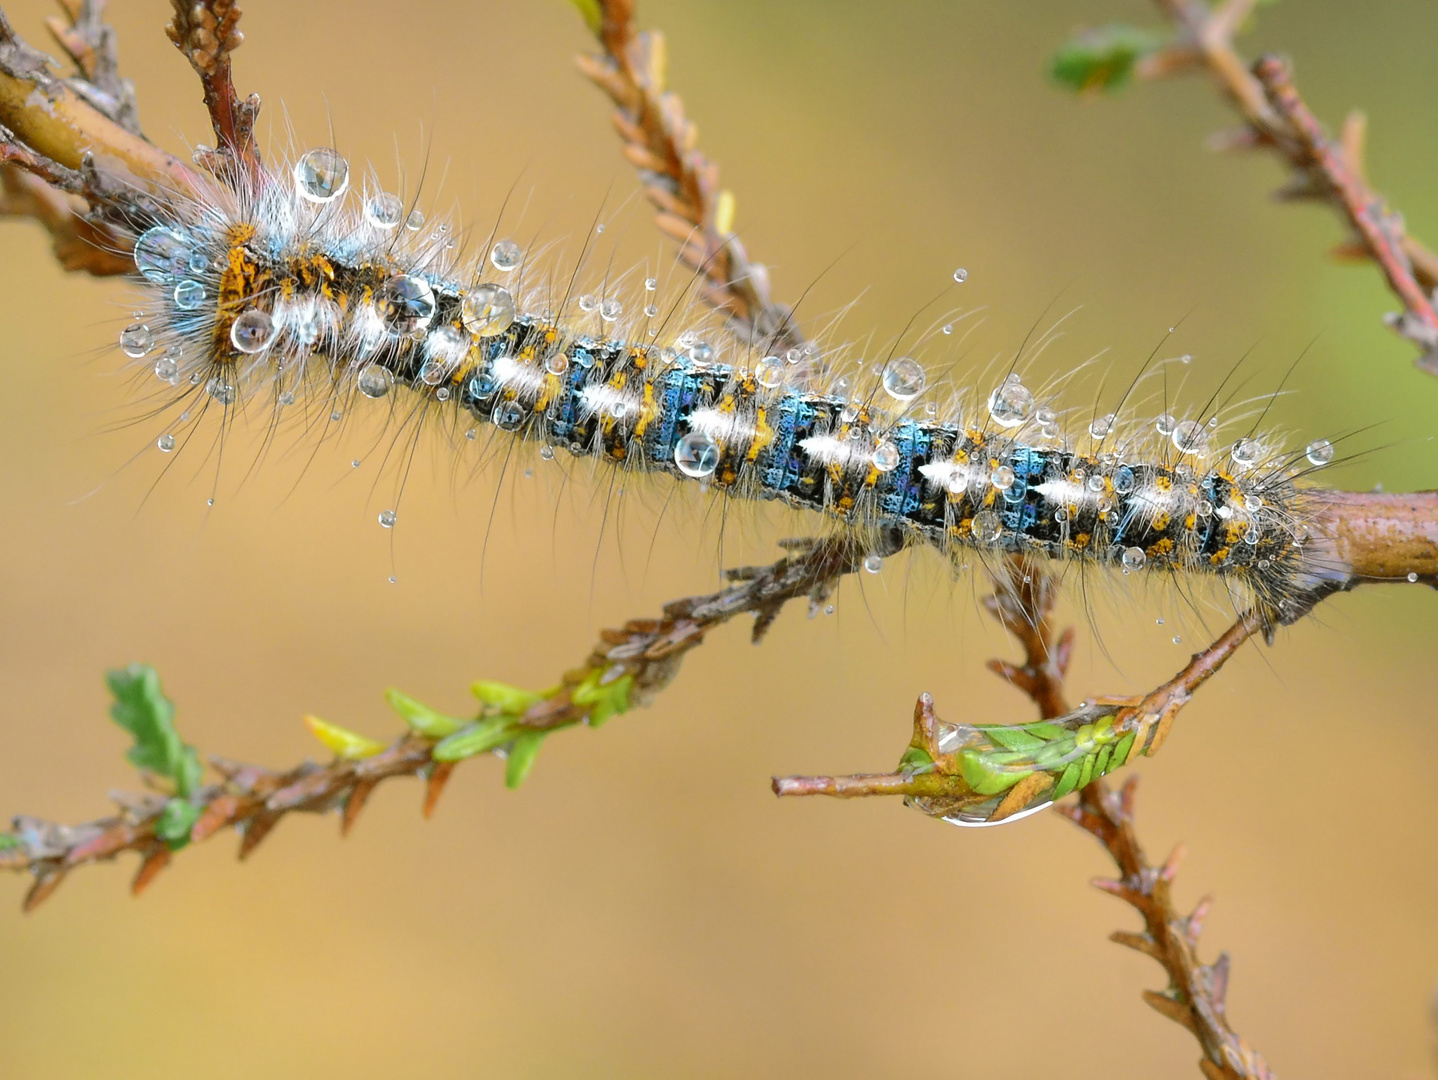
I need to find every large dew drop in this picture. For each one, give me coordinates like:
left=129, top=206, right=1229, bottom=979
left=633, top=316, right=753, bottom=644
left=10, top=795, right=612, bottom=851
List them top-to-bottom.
left=293, top=148, right=350, bottom=203
left=364, top=192, right=403, bottom=229
left=132, top=226, right=193, bottom=283
left=490, top=240, right=523, bottom=272
left=376, top=275, right=436, bottom=337
left=462, top=283, right=516, bottom=338
left=230, top=309, right=274, bottom=353
left=119, top=323, right=154, bottom=358
left=754, top=355, right=785, bottom=389
left=881, top=357, right=927, bottom=401
left=357, top=363, right=394, bottom=398
left=986, top=377, right=1034, bottom=428
left=1170, top=419, right=1209, bottom=455
left=674, top=430, right=720, bottom=479
left=1231, top=438, right=1262, bottom=468
left=1305, top=438, right=1334, bottom=466
left=972, top=510, right=1002, bottom=543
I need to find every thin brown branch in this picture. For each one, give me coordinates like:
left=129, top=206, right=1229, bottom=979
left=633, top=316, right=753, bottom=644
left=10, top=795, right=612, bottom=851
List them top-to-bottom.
left=45, top=0, right=141, bottom=135
left=163, top=0, right=259, bottom=177
left=574, top=0, right=807, bottom=358
left=1134, top=0, right=1438, bottom=374
left=0, top=161, right=131, bottom=274
left=1, top=535, right=876, bottom=910
left=777, top=558, right=1270, bottom=1079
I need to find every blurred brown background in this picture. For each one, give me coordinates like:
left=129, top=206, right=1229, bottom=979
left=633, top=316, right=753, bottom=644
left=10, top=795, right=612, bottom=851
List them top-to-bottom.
left=2, top=0, right=1437, bottom=1077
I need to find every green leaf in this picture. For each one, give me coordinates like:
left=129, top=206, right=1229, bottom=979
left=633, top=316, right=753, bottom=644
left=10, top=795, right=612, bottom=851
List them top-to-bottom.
left=563, top=0, right=603, bottom=35
left=1051, top=24, right=1163, bottom=94
left=106, top=664, right=202, bottom=796
left=571, top=671, right=633, bottom=729
left=471, top=680, right=548, bottom=716
left=385, top=689, right=465, bottom=738
left=432, top=718, right=518, bottom=762
left=1025, top=721, right=1066, bottom=740
left=981, top=725, right=1046, bottom=753
left=1110, top=730, right=1137, bottom=769
left=505, top=731, right=547, bottom=789
left=898, top=744, right=935, bottom=774
left=1094, top=744, right=1113, bottom=779
left=959, top=750, right=1029, bottom=796
left=1077, top=752, right=1096, bottom=790
left=1051, top=760, right=1083, bottom=800
left=154, top=798, right=201, bottom=851
left=0, top=834, right=18, bottom=852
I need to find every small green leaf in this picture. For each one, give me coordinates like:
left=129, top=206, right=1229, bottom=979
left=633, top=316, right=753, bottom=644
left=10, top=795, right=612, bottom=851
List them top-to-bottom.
left=1051, top=24, right=1163, bottom=94
left=106, top=664, right=202, bottom=796
left=571, top=671, right=633, bottom=729
left=470, top=680, right=547, bottom=716
left=385, top=689, right=465, bottom=738
left=303, top=715, right=387, bottom=760
left=432, top=718, right=518, bottom=762
left=1025, top=721, right=1066, bottom=739
left=982, top=725, right=1046, bottom=753
left=505, top=731, right=547, bottom=789
left=1111, top=731, right=1138, bottom=769
left=898, top=744, right=935, bottom=774
left=1094, top=744, right=1113, bottom=779
left=959, top=750, right=1029, bottom=796
left=1078, top=752, right=1096, bottom=790
left=1051, top=760, right=1083, bottom=800
left=154, top=798, right=201, bottom=851
left=0, top=834, right=18, bottom=852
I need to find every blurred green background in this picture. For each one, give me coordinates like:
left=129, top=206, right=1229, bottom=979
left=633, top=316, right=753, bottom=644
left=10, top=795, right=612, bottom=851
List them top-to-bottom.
left=2, top=1, right=1437, bottom=1077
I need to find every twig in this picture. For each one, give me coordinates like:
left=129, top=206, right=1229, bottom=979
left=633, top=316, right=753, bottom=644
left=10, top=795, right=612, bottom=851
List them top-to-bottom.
left=45, top=0, right=141, bottom=135
left=163, top=0, right=259, bottom=178
left=574, top=0, right=807, bottom=358
left=1130, top=0, right=1438, bottom=373
left=0, top=161, right=131, bottom=274
left=1, top=535, right=875, bottom=910
left=777, top=557, right=1272, bottom=1079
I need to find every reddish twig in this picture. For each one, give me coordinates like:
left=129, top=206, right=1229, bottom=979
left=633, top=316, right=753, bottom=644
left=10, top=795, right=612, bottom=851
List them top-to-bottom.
left=163, top=0, right=259, bottom=178
left=574, top=0, right=807, bottom=357
left=1131, top=0, right=1438, bottom=373
left=2, top=536, right=874, bottom=910
left=776, top=557, right=1271, bottom=1079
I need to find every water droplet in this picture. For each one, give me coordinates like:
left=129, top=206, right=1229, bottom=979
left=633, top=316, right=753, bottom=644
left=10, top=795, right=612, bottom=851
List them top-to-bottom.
left=293, top=148, right=349, bottom=203
left=365, top=192, right=403, bottom=228
left=405, top=209, right=425, bottom=231
left=595, top=223, right=606, bottom=234
left=132, top=226, right=192, bottom=282
left=490, top=239, right=523, bottom=271
left=953, top=267, right=968, bottom=283
left=375, top=274, right=436, bottom=336
left=644, top=277, right=658, bottom=291
left=172, top=280, right=206, bottom=310
left=462, top=283, right=516, bottom=337
left=577, top=294, right=597, bottom=312
left=599, top=298, right=622, bottom=322
left=644, top=304, right=659, bottom=318
left=230, top=309, right=274, bottom=353
left=119, top=323, right=153, bottom=358
left=684, top=338, right=713, bottom=363
left=545, top=352, right=570, bottom=376
left=1179, top=353, right=1192, bottom=365
left=153, top=355, right=180, bottom=382
left=755, top=355, right=785, bottom=388
left=882, top=357, right=927, bottom=401
left=357, top=363, right=394, bottom=398
left=207, top=377, right=235, bottom=405
left=987, top=379, right=1034, bottom=428
left=279, top=391, right=295, bottom=406
left=494, top=401, right=525, bottom=430
left=925, top=402, right=937, bottom=417
left=331, top=409, right=343, bottom=422
left=1089, top=413, right=1115, bottom=438
left=1155, top=413, right=1176, bottom=436
left=1171, top=419, right=1209, bottom=455
left=674, top=430, right=720, bottom=478
left=156, top=434, right=175, bottom=452
left=1230, top=438, right=1262, bottom=468
left=1305, top=438, right=1334, bottom=466
left=872, top=442, right=901, bottom=472
left=540, top=444, right=555, bottom=461
left=352, top=459, right=361, bottom=468
left=990, top=464, right=1015, bottom=491
left=946, top=470, right=967, bottom=496
left=1086, top=473, right=1106, bottom=493
left=1244, top=494, right=1263, bottom=511
left=206, top=498, right=215, bottom=507
left=1216, top=505, right=1233, bottom=519
left=1054, top=507, right=1069, bottom=523
left=378, top=509, right=397, bottom=528
left=972, top=510, right=1002, bottom=542
left=1243, top=526, right=1260, bottom=545
left=863, top=553, right=883, bottom=574
left=1408, top=571, right=1419, bottom=583
left=388, top=575, right=397, bottom=584
left=823, top=604, right=835, bottom=616
left=1156, top=616, right=1165, bottom=626
left=1172, top=635, right=1183, bottom=645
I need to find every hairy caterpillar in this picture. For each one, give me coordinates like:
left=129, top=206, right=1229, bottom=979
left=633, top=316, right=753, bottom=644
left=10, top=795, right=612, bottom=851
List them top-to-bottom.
left=116, top=145, right=1341, bottom=629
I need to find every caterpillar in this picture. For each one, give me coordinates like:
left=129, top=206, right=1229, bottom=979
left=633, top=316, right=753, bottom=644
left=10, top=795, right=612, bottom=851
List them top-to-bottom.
left=116, top=144, right=1340, bottom=629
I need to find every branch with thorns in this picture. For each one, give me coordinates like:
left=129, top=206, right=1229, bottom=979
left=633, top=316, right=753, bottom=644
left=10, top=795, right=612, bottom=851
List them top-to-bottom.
left=1059, top=0, right=1438, bottom=374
